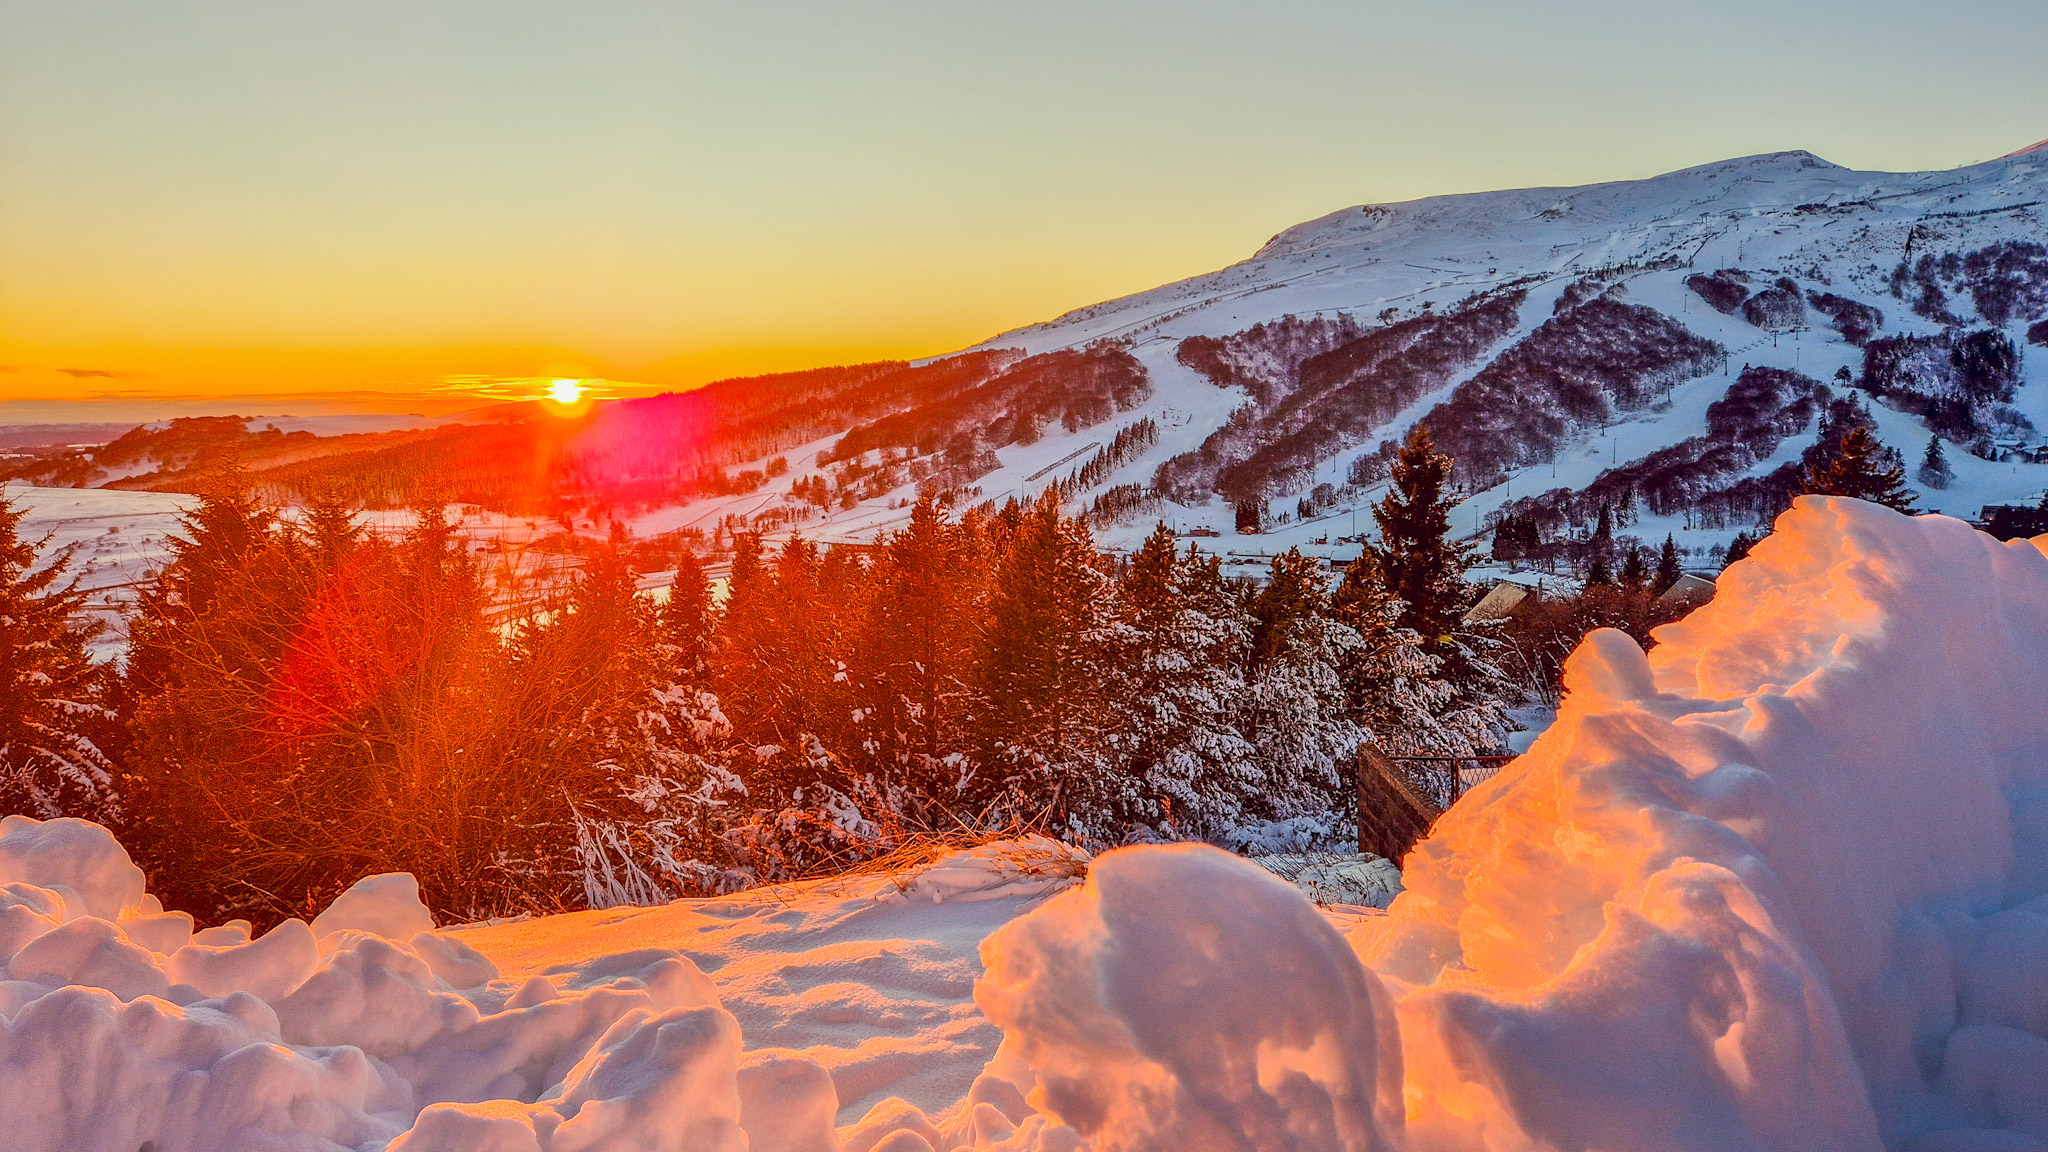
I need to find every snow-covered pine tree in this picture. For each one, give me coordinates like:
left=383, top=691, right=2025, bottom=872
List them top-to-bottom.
left=1801, top=423, right=1918, bottom=511
left=1369, top=424, right=1513, bottom=757
left=1372, top=424, right=1471, bottom=647
left=1918, top=435, right=1954, bottom=490
left=972, top=493, right=1125, bottom=836
left=848, top=494, right=991, bottom=797
left=0, top=496, right=119, bottom=820
left=1109, top=524, right=1254, bottom=840
left=1654, top=534, right=1683, bottom=594
left=527, top=538, right=746, bottom=908
left=1619, top=545, right=1649, bottom=592
left=661, top=546, right=718, bottom=678
left=1236, top=548, right=1365, bottom=847
left=1331, top=548, right=1451, bottom=755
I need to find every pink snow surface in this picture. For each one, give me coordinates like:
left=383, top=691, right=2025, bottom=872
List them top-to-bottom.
left=6, top=497, right=2048, bottom=1150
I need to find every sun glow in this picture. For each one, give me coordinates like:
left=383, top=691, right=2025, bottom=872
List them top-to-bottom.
left=548, top=379, right=584, bottom=405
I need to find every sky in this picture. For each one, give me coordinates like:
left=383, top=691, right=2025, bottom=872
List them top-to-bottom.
left=2, top=0, right=2044, bottom=416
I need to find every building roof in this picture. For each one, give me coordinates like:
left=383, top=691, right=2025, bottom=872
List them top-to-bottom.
left=1658, top=572, right=1718, bottom=609
left=1463, top=580, right=1537, bottom=623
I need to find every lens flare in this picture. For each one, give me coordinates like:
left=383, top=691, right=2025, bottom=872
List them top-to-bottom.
left=548, top=379, right=583, bottom=405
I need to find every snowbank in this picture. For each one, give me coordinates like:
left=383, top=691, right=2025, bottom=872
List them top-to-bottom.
left=12, top=497, right=2048, bottom=1150
left=1362, top=497, right=2048, bottom=1151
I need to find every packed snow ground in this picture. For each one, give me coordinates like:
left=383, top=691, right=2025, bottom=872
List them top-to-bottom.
left=9, top=498, right=2048, bottom=1149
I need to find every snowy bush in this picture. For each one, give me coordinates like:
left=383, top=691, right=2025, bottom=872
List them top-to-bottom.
left=1740, top=277, right=1807, bottom=331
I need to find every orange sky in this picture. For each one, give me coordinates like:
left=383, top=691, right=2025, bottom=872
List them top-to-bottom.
left=3, top=2, right=2043, bottom=415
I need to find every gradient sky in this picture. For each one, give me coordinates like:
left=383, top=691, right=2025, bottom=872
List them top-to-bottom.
left=3, top=1, right=2044, bottom=411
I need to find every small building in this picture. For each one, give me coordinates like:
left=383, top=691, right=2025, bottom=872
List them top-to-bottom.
left=1657, top=572, right=1718, bottom=611
left=1463, top=579, right=1539, bottom=624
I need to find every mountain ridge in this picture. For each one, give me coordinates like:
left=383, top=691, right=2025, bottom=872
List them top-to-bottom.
left=14, top=146, right=2048, bottom=581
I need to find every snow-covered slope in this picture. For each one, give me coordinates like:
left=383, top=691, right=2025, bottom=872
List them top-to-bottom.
left=627, top=146, right=2048, bottom=576
left=11, top=500, right=2048, bottom=1150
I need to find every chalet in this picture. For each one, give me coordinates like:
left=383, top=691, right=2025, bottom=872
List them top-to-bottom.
left=1657, top=572, right=1718, bottom=611
left=1463, top=579, right=1540, bottom=624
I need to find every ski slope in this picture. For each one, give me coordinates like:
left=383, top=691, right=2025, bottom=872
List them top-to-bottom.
left=625, top=147, right=2048, bottom=573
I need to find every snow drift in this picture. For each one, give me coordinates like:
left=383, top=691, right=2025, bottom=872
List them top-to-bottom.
left=8, top=497, right=2048, bottom=1150
left=1360, top=497, right=2048, bottom=1151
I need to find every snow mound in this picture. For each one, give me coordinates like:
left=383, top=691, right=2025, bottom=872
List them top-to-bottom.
left=1367, top=497, right=2048, bottom=1150
left=0, top=814, right=815, bottom=1151
left=975, top=844, right=1404, bottom=1152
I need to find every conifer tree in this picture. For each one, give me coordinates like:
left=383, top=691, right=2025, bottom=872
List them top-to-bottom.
left=1800, top=423, right=1918, bottom=511
left=1371, top=425, right=1470, bottom=646
left=1917, top=435, right=1954, bottom=490
left=973, top=494, right=1122, bottom=833
left=850, top=495, right=990, bottom=786
left=0, top=496, right=118, bottom=819
left=1109, top=524, right=1253, bottom=838
left=1725, top=530, right=1758, bottom=567
left=1654, top=534, right=1683, bottom=594
left=526, top=535, right=741, bottom=907
left=714, top=535, right=845, bottom=757
left=1619, top=545, right=1648, bottom=592
left=661, top=547, right=717, bottom=678
left=1239, top=549, right=1363, bottom=832
left=1331, top=549, right=1453, bottom=756
left=1586, top=553, right=1614, bottom=587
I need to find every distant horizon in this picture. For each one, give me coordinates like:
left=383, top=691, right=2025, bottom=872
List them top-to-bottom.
left=5, top=1, right=2044, bottom=414
left=8, top=141, right=2043, bottom=429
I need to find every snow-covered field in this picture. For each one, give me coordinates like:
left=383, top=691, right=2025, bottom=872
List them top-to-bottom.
left=1, top=483, right=650, bottom=654
left=7, top=497, right=2048, bottom=1149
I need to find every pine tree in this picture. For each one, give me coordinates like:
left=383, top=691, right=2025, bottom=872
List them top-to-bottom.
left=1801, top=423, right=1918, bottom=511
left=1372, top=424, right=1471, bottom=647
left=1918, top=435, right=1954, bottom=490
left=973, top=494, right=1122, bottom=833
left=849, top=495, right=990, bottom=787
left=0, top=496, right=118, bottom=819
left=1490, top=513, right=1527, bottom=564
left=1109, top=525, right=1253, bottom=839
left=1725, top=531, right=1757, bottom=567
left=1654, top=534, right=1682, bottom=594
left=525, top=535, right=742, bottom=907
left=715, top=535, right=845, bottom=755
left=1619, top=545, right=1648, bottom=592
left=660, top=547, right=717, bottom=678
left=1239, top=549, right=1364, bottom=835
left=1331, top=549, right=1451, bottom=755
left=1586, top=553, right=1614, bottom=587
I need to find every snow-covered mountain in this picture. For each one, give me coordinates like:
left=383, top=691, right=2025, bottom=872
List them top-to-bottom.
left=622, top=145, right=2048, bottom=575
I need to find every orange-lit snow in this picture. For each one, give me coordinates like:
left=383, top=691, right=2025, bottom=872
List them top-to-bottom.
left=7, top=499, right=2048, bottom=1149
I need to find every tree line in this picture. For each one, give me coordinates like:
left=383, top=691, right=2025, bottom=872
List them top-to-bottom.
left=0, top=429, right=1514, bottom=927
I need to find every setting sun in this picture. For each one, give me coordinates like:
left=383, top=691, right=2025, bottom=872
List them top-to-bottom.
left=548, top=378, right=583, bottom=405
